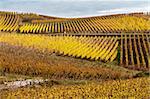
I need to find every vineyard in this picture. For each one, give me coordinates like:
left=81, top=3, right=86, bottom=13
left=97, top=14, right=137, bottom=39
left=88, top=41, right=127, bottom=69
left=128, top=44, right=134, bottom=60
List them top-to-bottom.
left=0, top=11, right=150, bottom=98
left=0, top=11, right=150, bottom=33
left=0, top=13, right=20, bottom=32
left=0, top=33, right=149, bottom=71
left=120, top=33, right=150, bottom=70
left=0, top=42, right=133, bottom=79
left=1, top=77, right=149, bottom=98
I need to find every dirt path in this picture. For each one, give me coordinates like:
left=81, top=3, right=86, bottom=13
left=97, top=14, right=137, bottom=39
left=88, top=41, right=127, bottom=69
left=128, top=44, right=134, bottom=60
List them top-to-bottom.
left=0, top=79, right=48, bottom=91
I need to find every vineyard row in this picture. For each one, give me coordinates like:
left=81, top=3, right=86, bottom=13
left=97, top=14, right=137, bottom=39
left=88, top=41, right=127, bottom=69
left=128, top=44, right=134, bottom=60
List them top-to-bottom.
left=0, top=12, right=150, bottom=33
left=0, top=33, right=149, bottom=71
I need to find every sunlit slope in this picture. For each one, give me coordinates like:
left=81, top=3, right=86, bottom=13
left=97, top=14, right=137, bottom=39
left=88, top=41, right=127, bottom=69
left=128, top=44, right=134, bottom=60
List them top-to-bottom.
left=0, top=11, right=150, bottom=33
left=0, top=13, right=20, bottom=32
left=22, top=15, right=150, bottom=33
left=0, top=33, right=149, bottom=71
left=0, top=33, right=118, bottom=62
